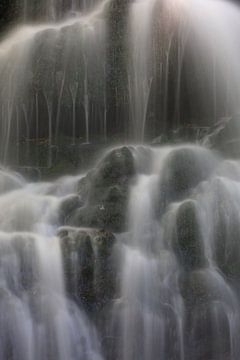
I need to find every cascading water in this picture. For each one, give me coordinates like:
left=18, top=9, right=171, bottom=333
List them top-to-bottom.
left=0, top=0, right=109, bottom=166
left=1, top=0, right=240, bottom=163
left=2, top=0, right=240, bottom=359
left=22, top=0, right=102, bottom=21
left=127, top=0, right=240, bottom=139
left=2, top=143, right=240, bottom=359
left=106, top=144, right=240, bottom=360
left=0, top=170, right=104, bottom=360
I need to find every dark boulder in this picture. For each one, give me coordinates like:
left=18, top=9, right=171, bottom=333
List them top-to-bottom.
left=68, top=146, right=135, bottom=232
left=88, top=146, right=135, bottom=202
left=158, top=146, right=216, bottom=212
left=210, top=178, right=240, bottom=279
left=59, top=194, right=83, bottom=223
left=175, top=200, right=206, bottom=271
left=58, top=227, right=116, bottom=311
left=180, top=269, right=233, bottom=360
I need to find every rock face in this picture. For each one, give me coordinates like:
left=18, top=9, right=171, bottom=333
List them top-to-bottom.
left=55, top=146, right=135, bottom=317
left=67, top=146, right=135, bottom=232
left=158, top=146, right=217, bottom=214
left=208, top=178, right=240, bottom=279
left=59, top=195, right=83, bottom=223
left=175, top=200, right=205, bottom=271
left=59, top=227, right=116, bottom=312
left=180, top=269, right=232, bottom=360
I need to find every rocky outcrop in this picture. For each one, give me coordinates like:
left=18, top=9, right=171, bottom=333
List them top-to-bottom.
left=66, top=146, right=135, bottom=232
left=158, top=146, right=217, bottom=214
left=175, top=200, right=205, bottom=271
left=59, top=227, right=116, bottom=311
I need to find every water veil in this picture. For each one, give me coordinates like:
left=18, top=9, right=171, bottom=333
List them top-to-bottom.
left=0, top=0, right=240, bottom=360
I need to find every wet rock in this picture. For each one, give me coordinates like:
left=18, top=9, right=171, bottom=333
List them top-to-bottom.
left=68, top=146, right=135, bottom=232
left=88, top=146, right=135, bottom=200
left=159, top=146, right=216, bottom=209
left=211, top=179, right=240, bottom=279
left=59, top=195, right=83, bottom=223
left=175, top=200, right=205, bottom=271
left=69, top=201, right=126, bottom=233
left=59, top=227, right=116, bottom=311
left=180, top=269, right=232, bottom=360
left=180, top=270, right=220, bottom=307
left=186, top=302, right=231, bottom=360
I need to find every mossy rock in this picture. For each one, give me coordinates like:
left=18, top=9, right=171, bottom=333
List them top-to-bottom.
left=68, top=146, right=135, bottom=233
left=88, top=146, right=135, bottom=202
left=159, top=147, right=216, bottom=211
left=211, top=178, right=240, bottom=279
left=68, top=193, right=127, bottom=233
left=59, top=195, right=83, bottom=223
left=175, top=200, right=205, bottom=271
left=59, top=227, right=116, bottom=311
left=180, top=270, right=220, bottom=307
left=181, top=270, right=232, bottom=360
left=185, top=301, right=231, bottom=360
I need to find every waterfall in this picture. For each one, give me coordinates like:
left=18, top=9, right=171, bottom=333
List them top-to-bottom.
left=1, top=0, right=240, bottom=358
left=1, top=0, right=240, bottom=162
left=22, top=0, right=102, bottom=21
left=127, top=0, right=240, bottom=139
left=128, top=0, right=156, bottom=141
left=0, top=1, right=108, bottom=165
left=0, top=142, right=240, bottom=359
left=108, top=145, right=240, bottom=360
left=0, top=170, right=104, bottom=360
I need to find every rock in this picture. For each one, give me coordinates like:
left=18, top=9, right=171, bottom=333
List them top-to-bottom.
left=68, top=146, right=135, bottom=232
left=88, top=146, right=135, bottom=202
left=158, top=146, right=216, bottom=211
left=210, top=178, right=240, bottom=279
left=59, top=195, right=83, bottom=223
left=175, top=200, right=205, bottom=271
left=69, top=202, right=126, bottom=233
left=58, top=227, right=116, bottom=311
left=92, top=229, right=116, bottom=304
left=180, top=269, right=232, bottom=360
left=180, top=270, right=218, bottom=307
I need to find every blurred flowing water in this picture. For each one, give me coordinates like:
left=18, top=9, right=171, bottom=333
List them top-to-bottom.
left=0, top=0, right=240, bottom=359
left=1, top=0, right=240, bottom=164
left=0, top=144, right=240, bottom=359
left=111, top=145, right=240, bottom=360
left=0, top=169, right=104, bottom=360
